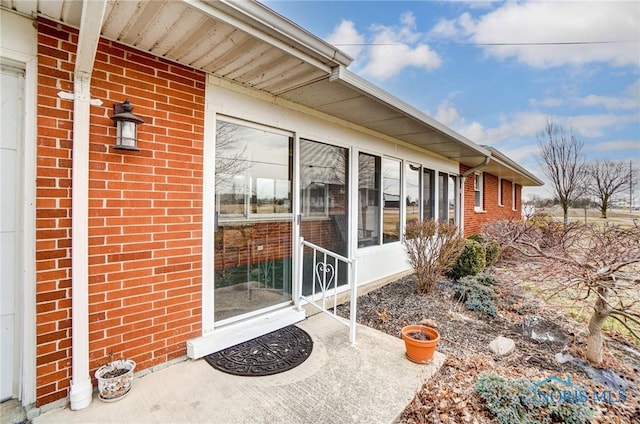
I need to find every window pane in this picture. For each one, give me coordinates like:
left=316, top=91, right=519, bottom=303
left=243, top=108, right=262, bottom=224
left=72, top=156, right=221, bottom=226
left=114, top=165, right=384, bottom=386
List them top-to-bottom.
left=216, top=120, right=292, bottom=218
left=300, top=139, right=349, bottom=256
left=358, top=153, right=380, bottom=247
left=383, top=157, right=401, bottom=243
left=406, top=163, right=420, bottom=225
left=423, top=168, right=434, bottom=220
left=438, top=172, right=448, bottom=222
left=474, top=173, right=482, bottom=208
left=449, top=175, right=457, bottom=224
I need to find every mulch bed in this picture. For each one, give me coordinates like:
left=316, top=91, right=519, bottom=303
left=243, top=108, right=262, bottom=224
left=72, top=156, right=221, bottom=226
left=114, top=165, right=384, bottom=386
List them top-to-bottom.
left=335, top=266, right=640, bottom=423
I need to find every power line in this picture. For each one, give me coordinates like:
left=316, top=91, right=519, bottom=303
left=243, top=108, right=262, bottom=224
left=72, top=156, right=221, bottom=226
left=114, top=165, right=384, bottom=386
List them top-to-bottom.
left=333, top=40, right=638, bottom=46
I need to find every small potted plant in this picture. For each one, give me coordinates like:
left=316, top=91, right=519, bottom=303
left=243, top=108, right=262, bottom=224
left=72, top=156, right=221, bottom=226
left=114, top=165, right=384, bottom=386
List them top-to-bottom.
left=401, top=325, right=440, bottom=363
left=95, top=352, right=136, bottom=402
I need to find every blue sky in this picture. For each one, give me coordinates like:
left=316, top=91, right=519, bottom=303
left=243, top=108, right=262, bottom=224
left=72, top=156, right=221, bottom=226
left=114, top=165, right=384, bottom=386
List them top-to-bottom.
left=263, top=0, right=640, bottom=203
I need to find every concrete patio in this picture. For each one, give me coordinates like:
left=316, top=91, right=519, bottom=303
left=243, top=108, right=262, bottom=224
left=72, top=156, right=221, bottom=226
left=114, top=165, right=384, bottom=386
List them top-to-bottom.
left=31, top=313, right=445, bottom=424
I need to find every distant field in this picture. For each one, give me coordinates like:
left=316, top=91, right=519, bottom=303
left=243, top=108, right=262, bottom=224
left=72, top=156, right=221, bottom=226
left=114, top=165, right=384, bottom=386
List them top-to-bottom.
left=524, top=206, right=639, bottom=344
left=535, top=207, right=639, bottom=227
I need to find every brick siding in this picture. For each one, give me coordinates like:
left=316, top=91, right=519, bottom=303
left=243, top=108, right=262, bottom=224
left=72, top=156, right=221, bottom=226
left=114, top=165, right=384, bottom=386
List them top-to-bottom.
left=36, top=18, right=205, bottom=406
left=461, top=164, right=522, bottom=237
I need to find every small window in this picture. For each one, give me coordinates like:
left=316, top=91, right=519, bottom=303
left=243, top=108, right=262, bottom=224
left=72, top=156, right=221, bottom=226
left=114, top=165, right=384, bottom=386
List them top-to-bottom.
left=474, top=172, right=483, bottom=211
left=498, top=178, right=503, bottom=207
left=512, top=183, right=518, bottom=211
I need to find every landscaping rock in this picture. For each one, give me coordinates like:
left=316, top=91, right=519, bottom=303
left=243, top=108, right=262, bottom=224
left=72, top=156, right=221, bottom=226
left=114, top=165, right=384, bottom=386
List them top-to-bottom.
left=522, top=316, right=568, bottom=344
left=419, top=318, right=438, bottom=328
left=489, top=336, right=515, bottom=356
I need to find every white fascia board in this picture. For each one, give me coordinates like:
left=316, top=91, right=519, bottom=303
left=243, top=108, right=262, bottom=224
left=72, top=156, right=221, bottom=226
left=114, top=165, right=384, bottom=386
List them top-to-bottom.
left=183, top=0, right=345, bottom=74
left=217, top=0, right=353, bottom=67
left=331, top=67, right=492, bottom=159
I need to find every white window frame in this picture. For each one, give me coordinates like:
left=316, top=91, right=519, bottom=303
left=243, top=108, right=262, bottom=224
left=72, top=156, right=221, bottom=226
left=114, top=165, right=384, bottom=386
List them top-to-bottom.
left=215, top=117, right=294, bottom=223
left=474, top=172, right=484, bottom=211
left=498, top=177, right=503, bottom=207
left=512, top=182, right=517, bottom=211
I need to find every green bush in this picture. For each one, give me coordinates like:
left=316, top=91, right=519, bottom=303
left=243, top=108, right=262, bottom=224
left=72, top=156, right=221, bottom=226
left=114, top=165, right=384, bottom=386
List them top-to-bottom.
left=469, top=234, right=501, bottom=267
left=449, top=238, right=486, bottom=280
left=453, top=275, right=497, bottom=316
left=475, top=373, right=593, bottom=424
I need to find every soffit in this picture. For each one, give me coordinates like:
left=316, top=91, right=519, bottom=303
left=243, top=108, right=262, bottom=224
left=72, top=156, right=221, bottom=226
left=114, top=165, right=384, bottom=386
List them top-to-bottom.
left=5, top=0, right=541, bottom=185
left=6, top=0, right=343, bottom=94
left=280, top=74, right=493, bottom=169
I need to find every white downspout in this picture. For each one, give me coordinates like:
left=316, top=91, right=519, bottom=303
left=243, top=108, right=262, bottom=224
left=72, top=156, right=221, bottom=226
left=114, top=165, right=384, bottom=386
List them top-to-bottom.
left=68, top=0, right=107, bottom=411
left=459, top=157, right=491, bottom=236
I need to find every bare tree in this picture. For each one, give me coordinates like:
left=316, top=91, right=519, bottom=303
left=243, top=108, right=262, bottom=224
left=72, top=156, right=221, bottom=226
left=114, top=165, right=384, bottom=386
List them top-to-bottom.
left=537, top=121, right=587, bottom=228
left=586, top=160, right=632, bottom=219
left=484, top=219, right=640, bottom=365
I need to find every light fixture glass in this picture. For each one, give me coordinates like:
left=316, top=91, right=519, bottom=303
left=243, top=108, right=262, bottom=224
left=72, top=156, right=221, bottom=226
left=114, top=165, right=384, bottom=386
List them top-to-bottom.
left=110, top=99, right=144, bottom=151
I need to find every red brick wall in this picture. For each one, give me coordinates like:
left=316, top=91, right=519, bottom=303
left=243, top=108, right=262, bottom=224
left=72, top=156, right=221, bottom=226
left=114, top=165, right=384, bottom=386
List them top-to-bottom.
left=36, top=18, right=205, bottom=406
left=461, top=164, right=521, bottom=237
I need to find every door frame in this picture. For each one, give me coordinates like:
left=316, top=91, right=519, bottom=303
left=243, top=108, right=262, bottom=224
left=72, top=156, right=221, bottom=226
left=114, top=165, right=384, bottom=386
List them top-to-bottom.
left=0, top=51, right=37, bottom=405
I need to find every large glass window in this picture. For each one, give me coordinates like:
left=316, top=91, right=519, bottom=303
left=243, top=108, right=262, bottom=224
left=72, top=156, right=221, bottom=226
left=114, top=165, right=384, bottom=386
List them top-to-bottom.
left=214, top=119, right=293, bottom=324
left=216, top=120, right=292, bottom=220
left=300, top=139, right=349, bottom=255
left=358, top=153, right=380, bottom=247
left=383, top=158, right=401, bottom=243
left=406, top=163, right=420, bottom=225
left=423, top=168, right=434, bottom=220
left=438, top=172, right=457, bottom=224
left=438, top=172, right=448, bottom=222
left=449, top=174, right=457, bottom=224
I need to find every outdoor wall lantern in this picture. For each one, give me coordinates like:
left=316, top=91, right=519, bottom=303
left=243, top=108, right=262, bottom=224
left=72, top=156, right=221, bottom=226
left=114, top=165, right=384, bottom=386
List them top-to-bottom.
left=110, top=99, right=144, bottom=151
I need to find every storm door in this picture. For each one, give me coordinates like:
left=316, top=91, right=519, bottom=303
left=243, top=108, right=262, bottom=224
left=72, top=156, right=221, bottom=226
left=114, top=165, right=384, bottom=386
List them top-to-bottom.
left=214, top=119, right=293, bottom=324
left=299, top=139, right=349, bottom=295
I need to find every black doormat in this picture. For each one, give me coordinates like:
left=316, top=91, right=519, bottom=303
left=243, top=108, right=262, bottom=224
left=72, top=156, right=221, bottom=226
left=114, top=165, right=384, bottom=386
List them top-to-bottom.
left=204, top=325, right=313, bottom=376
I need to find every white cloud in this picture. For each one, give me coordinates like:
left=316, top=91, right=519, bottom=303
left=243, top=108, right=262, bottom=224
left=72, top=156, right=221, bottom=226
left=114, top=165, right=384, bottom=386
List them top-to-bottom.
left=430, top=1, right=640, bottom=69
left=325, top=13, right=442, bottom=80
left=326, top=20, right=365, bottom=61
left=529, top=81, right=640, bottom=111
left=576, top=95, right=639, bottom=111
left=529, top=97, right=563, bottom=108
left=434, top=100, right=461, bottom=126
left=566, top=114, right=638, bottom=138
left=586, top=140, right=640, bottom=155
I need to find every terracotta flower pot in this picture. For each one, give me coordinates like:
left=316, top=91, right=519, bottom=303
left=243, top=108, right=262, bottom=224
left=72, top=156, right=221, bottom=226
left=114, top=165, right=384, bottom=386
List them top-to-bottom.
left=401, top=325, right=440, bottom=363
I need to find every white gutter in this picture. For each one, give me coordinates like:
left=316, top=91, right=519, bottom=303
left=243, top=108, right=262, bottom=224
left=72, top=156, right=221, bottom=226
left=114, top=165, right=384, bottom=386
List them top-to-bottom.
left=68, top=0, right=107, bottom=411
left=185, top=0, right=348, bottom=74
left=213, top=0, right=353, bottom=67
left=482, top=146, right=544, bottom=186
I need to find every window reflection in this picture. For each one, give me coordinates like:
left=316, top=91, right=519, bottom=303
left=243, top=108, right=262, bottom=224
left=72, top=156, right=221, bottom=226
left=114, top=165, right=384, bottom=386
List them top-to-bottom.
left=216, top=120, right=292, bottom=220
left=300, top=139, right=349, bottom=256
left=358, top=153, right=380, bottom=247
left=383, top=158, right=401, bottom=243
left=406, top=163, right=420, bottom=225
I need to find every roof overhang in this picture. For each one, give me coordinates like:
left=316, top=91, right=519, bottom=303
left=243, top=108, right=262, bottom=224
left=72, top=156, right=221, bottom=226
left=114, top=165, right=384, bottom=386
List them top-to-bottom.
left=5, top=0, right=542, bottom=185
left=280, top=66, right=493, bottom=168
left=481, top=146, right=544, bottom=186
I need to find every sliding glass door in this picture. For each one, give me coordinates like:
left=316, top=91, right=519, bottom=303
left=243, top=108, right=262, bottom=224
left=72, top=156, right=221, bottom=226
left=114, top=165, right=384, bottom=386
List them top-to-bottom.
left=214, top=119, right=293, bottom=324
